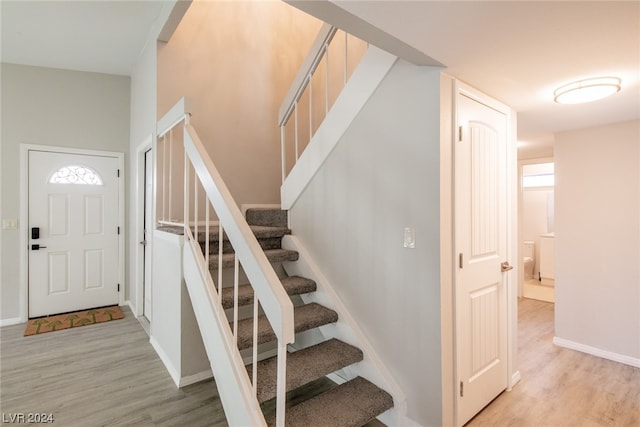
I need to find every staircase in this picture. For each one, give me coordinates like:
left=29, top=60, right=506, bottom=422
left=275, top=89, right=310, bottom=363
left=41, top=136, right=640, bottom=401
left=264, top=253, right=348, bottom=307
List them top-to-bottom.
left=201, top=207, right=393, bottom=426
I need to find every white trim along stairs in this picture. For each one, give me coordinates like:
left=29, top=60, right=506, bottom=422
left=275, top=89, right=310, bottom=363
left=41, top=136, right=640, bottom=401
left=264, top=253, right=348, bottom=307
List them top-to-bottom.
left=183, top=207, right=400, bottom=426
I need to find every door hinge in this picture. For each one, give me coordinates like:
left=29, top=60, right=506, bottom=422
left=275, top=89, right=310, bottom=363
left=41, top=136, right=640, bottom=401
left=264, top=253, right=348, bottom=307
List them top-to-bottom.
left=458, top=126, right=463, bottom=142
left=117, top=169, right=120, bottom=177
left=117, top=226, right=120, bottom=235
left=459, top=253, right=464, bottom=269
left=117, top=283, right=120, bottom=292
left=460, top=381, right=464, bottom=397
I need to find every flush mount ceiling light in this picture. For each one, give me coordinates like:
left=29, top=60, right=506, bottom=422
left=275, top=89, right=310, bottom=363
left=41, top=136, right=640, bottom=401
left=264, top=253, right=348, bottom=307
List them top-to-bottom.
left=554, top=76, right=621, bottom=104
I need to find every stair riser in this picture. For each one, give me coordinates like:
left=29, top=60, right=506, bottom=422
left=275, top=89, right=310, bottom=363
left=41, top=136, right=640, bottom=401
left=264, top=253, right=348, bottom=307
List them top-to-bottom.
left=246, top=209, right=288, bottom=228
left=199, top=237, right=283, bottom=254
left=209, top=250, right=299, bottom=270
left=235, top=304, right=338, bottom=351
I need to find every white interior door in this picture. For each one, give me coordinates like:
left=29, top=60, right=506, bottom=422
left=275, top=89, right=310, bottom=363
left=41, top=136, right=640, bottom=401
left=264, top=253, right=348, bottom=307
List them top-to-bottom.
left=455, top=91, right=510, bottom=425
left=143, top=149, right=153, bottom=321
left=29, top=150, right=119, bottom=317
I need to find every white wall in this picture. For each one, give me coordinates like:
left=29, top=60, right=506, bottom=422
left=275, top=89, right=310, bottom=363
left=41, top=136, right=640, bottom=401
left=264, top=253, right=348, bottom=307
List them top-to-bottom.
left=156, top=0, right=322, bottom=208
left=128, top=36, right=158, bottom=312
left=289, top=60, right=443, bottom=426
left=0, top=64, right=130, bottom=322
left=555, top=120, right=640, bottom=363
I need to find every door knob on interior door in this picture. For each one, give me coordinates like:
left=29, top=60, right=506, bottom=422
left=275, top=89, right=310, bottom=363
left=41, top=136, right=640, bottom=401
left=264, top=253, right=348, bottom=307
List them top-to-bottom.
left=31, top=244, right=47, bottom=250
left=501, top=261, right=513, bottom=272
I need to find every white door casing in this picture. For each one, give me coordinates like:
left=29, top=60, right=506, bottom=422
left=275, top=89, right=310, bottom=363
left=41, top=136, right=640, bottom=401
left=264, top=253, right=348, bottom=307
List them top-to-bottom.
left=455, top=88, right=510, bottom=425
left=143, top=148, right=153, bottom=321
left=28, top=150, right=120, bottom=317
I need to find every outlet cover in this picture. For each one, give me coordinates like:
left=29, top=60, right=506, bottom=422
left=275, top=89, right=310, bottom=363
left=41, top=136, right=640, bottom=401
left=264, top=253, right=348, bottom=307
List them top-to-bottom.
left=2, top=219, right=18, bottom=230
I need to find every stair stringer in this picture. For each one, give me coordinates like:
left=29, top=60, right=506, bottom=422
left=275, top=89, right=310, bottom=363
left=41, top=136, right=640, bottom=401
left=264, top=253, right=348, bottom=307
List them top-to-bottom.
left=281, top=235, right=415, bottom=427
left=183, top=238, right=267, bottom=427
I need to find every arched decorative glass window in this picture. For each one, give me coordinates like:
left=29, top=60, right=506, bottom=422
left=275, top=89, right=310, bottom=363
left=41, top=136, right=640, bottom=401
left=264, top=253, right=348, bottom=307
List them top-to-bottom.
left=49, top=165, right=103, bottom=185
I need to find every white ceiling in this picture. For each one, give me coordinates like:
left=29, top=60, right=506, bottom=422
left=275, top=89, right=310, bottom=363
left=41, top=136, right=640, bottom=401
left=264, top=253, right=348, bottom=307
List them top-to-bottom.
left=333, top=0, right=640, bottom=156
left=1, top=1, right=168, bottom=76
left=2, top=1, right=638, bottom=157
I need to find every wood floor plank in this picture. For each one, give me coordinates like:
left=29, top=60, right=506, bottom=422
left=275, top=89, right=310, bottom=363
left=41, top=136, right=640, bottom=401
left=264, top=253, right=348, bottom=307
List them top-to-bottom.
left=467, top=298, right=640, bottom=426
left=3, top=299, right=637, bottom=426
left=0, top=307, right=228, bottom=427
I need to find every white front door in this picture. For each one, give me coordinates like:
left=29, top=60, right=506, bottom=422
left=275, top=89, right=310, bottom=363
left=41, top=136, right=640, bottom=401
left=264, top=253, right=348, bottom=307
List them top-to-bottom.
left=455, top=89, right=510, bottom=425
left=143, top=148, right=153, bottom=321
left=28, top=150, right=120, bottom=317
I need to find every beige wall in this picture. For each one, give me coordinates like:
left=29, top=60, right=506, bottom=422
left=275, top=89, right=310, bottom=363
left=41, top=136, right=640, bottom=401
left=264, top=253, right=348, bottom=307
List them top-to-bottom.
left=157, top=0, right=321, bottom=208
left=290, top=61, right=444, bottom=425
left=0, top=63, right=130, bottom=322
left=555, top=119, right=640, bottom=361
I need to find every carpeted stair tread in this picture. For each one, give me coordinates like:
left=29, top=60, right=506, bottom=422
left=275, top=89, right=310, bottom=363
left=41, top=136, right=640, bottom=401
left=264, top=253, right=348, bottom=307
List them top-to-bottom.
left=246, top=208, right=288, bottom=228
left=209, top=249, right=299, bottom=269
left=221, top=276, right=316, bottom=309
left=235, top=303, right=338, bottom=351
left=249, top=339, right=363, bottom=403
left=268, top=376, right=393, bottom=427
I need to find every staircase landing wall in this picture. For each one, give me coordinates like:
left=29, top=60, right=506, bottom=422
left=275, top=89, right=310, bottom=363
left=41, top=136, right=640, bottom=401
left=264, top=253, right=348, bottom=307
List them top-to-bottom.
left=288, top=60, right=443, bottom=426
left=150, top=230, right=211, bottom=387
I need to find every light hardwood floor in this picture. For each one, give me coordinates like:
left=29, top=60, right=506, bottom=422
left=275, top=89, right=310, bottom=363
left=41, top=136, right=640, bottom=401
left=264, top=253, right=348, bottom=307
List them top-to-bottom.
left=467, top=298, right=640, bottom=426
left=2, top=301, right=638, bottom=426
left=0, top=307, right=228, bottom=426
left=0, top=308, right=381, bottom=426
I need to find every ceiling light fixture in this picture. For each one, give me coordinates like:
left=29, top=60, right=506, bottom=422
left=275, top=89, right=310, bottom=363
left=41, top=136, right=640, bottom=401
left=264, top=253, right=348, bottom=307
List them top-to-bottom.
left=554, top=76, right=621, bottom=104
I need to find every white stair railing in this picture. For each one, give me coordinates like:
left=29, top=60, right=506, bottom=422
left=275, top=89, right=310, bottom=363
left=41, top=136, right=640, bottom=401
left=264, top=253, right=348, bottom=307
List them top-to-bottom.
left=279, top=24, right=368, bottom=182
left=156, top=100, right=294, bottom=426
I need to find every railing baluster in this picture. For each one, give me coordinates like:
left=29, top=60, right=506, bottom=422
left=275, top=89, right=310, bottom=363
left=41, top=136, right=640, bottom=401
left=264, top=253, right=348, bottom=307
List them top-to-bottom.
left=278, top=27, right=365, bottom=185
left=344, top=31, right=348, bottom=85
left=325, top=44, right=329, bottom=115
left=309, top=76, right=313, bottom=139
left=294, top=103, right=299, bottom=160
left=280, top=126, right=286, bottom=183
left=169, top=129, right=173, bottom=222
left=162, top=134, right=167, bottom=222
left=183, top=150, right=190, bottom=235
left=194, top=170, right=198, bottom=247
left=205, top=200, right=210, bottom=281
left=218, top=222, right=223, bottom=297
left=233, top=255, right=240, bottom=346
left=252, top=294, right=259, bottom=396
left=276, top=342, right=287, bottom=427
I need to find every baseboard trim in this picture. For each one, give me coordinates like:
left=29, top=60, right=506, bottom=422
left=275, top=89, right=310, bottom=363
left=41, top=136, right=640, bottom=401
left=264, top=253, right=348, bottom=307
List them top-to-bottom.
left=125, top=300, right=138, bottom=318
left=0, top=317, right=23, bottom=327
left=150, top=336, right=181, bottom=387
left=553, top=336, right=640, bottom=368
left=179, top=369, right=213, bottom=387
left=508, top=370, right=521, bottom=391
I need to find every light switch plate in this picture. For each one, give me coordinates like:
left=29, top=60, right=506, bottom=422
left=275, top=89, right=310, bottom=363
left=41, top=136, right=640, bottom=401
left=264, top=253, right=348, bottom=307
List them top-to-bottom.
left=2, top=219, right=18, bottom=230
left=403, top=227, right=415, bottom=248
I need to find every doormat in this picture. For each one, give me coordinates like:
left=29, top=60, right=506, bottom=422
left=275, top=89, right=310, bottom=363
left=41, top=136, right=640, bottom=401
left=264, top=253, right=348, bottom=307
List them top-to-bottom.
left=24, top=306, right=124, bottom=336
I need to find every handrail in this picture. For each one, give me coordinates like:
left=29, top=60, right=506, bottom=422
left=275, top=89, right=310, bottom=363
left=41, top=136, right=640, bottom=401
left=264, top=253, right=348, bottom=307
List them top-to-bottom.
left=278, top=23, right=337, bottom=127
left=278, top=25, right=369, bottom=183
left=156, top=97, right=294, bottom=425
left=182, top=123, right=293, bottom=426
left=183, top=125, right=295, bottom=344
